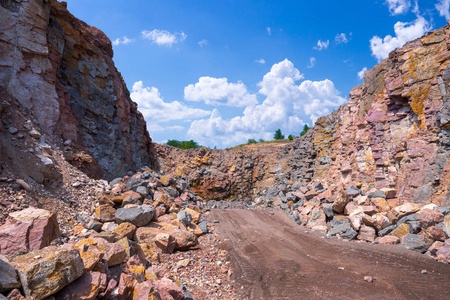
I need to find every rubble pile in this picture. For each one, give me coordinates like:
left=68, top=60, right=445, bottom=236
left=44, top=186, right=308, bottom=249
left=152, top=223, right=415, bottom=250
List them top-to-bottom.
left=0, top=169, right=240, bottom=300
left=250, top=180, right=450, bottom=263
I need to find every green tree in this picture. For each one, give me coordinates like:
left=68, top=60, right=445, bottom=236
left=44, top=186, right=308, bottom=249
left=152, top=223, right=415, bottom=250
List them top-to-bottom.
left=300, top=124, right=310, bottom=136
left=274, top=129, right=285, bottom=140
left=288, top=134, right=293, bottom=140
left=166, top=139, right=201, bottom=149
left=247, top=139, right=258, bottom=144
left=259, top=139, right=266, bottom=143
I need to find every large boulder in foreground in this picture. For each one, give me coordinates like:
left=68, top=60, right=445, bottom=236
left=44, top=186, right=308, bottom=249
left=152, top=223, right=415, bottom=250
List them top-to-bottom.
left=0, top=208, right=60, bottom=256
left=11, top=247, right=85, bottom=300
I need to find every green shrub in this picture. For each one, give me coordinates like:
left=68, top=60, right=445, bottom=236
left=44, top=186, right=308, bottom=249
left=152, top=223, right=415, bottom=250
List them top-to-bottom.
left=288, top=134, right=293, bottom=140
left=247, top=139, right=258, bottom=144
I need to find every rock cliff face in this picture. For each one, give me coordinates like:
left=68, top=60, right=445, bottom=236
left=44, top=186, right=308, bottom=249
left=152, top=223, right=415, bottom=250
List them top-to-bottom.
left=0, top=0, right=156, bottom=181
left=157, top=25, right=450, bottom=206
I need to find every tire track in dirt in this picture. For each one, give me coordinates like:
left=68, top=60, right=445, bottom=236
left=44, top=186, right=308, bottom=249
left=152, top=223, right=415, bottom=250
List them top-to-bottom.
left=211, top=209, right=450, bottom=300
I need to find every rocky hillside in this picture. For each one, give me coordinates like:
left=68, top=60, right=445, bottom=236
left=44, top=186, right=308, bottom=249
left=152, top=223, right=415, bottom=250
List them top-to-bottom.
left=0, top=0, right=156, bottom=182
left=158, top=24, right=450, bottom=207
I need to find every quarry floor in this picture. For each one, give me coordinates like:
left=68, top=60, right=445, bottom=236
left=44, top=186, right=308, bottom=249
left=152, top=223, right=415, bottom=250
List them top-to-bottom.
left=211, top=209, right=450, bottom=300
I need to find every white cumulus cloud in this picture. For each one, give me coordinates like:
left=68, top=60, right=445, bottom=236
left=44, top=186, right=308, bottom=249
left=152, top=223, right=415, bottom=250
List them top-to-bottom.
left=385, top=0, right=411, bottom=15
left=436, top=0, right=450, bottom=19
left=370, top=16, right=431, bottom=61
left=267, top=27, right=272, bottom=35
left=141, top=29, right=187, bottom=47
left=335, top=33, right=348, bottom=44
left=112, top=36, right=134, bottom=46
left=314, top=39, right=329, bottom=51
left=256, top=58, right=266, bottom=64
left=186, top=59, right=346, bottom=147
left=358, top=67, right=368, bottom=80
left=184, top=77, right=257, bottom=107
left=131, top=81, right=210, bottom=124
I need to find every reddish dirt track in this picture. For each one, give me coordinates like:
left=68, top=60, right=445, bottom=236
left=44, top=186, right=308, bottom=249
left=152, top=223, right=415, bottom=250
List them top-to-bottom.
left=211, top=209, right=450, bottom=300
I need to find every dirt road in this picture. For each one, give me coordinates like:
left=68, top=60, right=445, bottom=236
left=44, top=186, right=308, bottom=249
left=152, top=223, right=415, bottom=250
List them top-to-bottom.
left=211, top=209, right=450, bottom=300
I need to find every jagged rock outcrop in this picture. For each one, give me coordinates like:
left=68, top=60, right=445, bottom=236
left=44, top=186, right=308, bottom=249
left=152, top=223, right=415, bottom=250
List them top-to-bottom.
left=0, top=0, right=156, bottom=181
left=157, top=25, right=450, bottom=206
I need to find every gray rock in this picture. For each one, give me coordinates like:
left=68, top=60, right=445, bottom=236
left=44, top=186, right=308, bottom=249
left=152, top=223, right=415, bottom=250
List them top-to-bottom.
left=8, top=127, right=18, bottom=134
left=109, top=177, right=122, bottom=186
left=125, top=177, right=146, bottom=192
left=176, top=179, right=187, bottom=191
left=290, top=182, right=301, bottom=191
left=312, top=182, right=324, bottom=191
left=135, top=185, right=149, bottom=197
left=346, top=185, right=360, bottom=197
left=413, top=185, right=434, bottom=203
left=166, top=187, right=179, bottom=198
left=265, top=188, right=279, bottom=200
left=368, top=190, right=386, bottom=199
left=285, top=192, right=296, bottom=203
left=280, top=203, right=289, bottom=210
left=323, top=204, right=335, bottom=218
left=115, top=205, right=154, bottom=227
left=434, top=206, right=450, bottom=216
left=177, top=210, right=192, bottom=225
left=397, top=213, right=419, bottom=225
left=329, top=216, right=350, bottom=228
left=87, top=219, right=103, bottom=232
left=198, top=221, right=208, bottom=234
left=408, top=221, right=421, bottom=234
left=329, top=223, right=353, bottom=236
left=378, top=225, right=396, bottom=237
left=340, top=228, right=358, bottom=240
left=401, top=234, right=429, bottom=253
left=0, top=256, right=21, bottom=293
left=181, top=283, right=195, bottom=300
left=0, top=293, right=7, bottom=299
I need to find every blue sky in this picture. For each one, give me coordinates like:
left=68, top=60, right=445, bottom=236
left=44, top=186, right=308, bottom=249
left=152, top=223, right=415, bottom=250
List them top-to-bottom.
left=64, top=0, right=449, bottom=148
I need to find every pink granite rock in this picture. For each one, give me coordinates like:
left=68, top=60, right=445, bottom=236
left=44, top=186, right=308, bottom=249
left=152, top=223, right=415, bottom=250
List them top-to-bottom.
left=0, top=208, right=59, bottom=256
left=419, top=209, right=444, bottom=229
left=153, top=278, right=184, bottom=300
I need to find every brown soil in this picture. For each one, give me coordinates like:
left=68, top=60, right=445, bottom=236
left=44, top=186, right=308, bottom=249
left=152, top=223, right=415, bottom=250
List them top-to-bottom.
left=211, top=209, right=450, bottom=300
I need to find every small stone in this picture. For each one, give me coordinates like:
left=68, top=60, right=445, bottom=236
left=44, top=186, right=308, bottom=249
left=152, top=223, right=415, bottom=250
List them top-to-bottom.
left=8, top=127, right=18, bottom=134
left=28, top=129, right=41, bottom=139
left=95, top=205, right=116, bottom=223
left=177, top=210, right=192, bottom=225
left=391, top=223, right=410, bottom=239
left=421, top=270, right=427, bottom=274
left=364, top=276, right=374, bottom=283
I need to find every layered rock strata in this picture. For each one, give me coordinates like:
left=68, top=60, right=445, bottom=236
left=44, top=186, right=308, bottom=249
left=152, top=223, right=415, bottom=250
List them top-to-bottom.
left=0, top=0, right=156, bottom=181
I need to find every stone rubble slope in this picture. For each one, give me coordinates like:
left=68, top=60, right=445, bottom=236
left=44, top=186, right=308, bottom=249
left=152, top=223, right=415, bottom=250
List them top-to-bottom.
left=0, top=169, right=241, bottom=300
